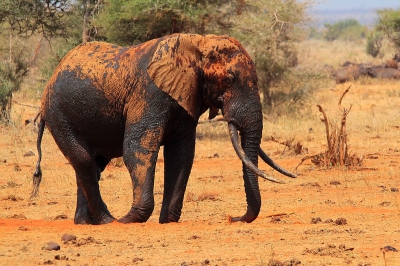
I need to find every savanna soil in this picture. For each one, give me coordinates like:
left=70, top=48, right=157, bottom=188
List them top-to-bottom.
left=1, top=83, right=400, bottom=266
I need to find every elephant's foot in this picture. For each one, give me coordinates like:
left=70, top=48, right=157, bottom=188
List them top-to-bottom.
left=74, top=205, right=115, bottom=225
left=118, top=207, right=152, bottom=223
left=159, top=211, right=181, bottom=224
left=74, top=212, right=115, bottom=225
left=228, top=214, right=256, bottom=223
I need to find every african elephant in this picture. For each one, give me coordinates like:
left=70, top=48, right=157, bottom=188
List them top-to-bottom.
left=31, top=33, right=296, bottom=225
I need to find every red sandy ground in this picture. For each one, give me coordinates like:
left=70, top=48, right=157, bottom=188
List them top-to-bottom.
left=0, top=88, right=399, bottom=265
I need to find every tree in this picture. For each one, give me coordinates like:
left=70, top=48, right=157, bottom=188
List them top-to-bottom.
left=0, top=0, right=71, bottom=119
left=96, top=0, right=228, bottom=45
left=222, top=0, right=313, bottom=108
left=375, top=8, right=400, bottom=48
left=324, top=19, right=366, bottom=42
left=366, top=31, right=383, bottom=58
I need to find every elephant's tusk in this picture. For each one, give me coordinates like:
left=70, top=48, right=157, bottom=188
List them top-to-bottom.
left=228, top=123, right=284, bottom=184
left=258, top=148, right=297, bottom=178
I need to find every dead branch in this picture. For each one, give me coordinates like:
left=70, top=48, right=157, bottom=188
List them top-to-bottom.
left=338, top=85, right=351, bottom=113
left=12, top=99, right=40, bottom=109
left=317, top=104, right=331, bottom=151
left=270, top=136, right=306, bottom=155
left=294, top=153, right=323, bottom=171
left=265, top=212, right=294, bottom=218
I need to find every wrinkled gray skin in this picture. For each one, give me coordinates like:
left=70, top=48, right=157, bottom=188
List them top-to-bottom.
left=31, top=34, right=297, bottom=225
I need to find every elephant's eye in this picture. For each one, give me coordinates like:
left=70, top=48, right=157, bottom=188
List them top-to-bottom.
left=224, top=73, right=234, bottom=85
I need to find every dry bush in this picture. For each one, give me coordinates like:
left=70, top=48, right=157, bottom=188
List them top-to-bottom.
left=296, top=86, right=363, bottom=170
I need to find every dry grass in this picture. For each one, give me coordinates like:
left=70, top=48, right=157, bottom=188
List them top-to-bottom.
left=298, top=38, right=397, bottom=67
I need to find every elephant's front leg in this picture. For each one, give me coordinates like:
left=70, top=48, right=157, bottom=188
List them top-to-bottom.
left=118, top=130, right=161, bottom=223
left=159, top=131, right=196, bottom=223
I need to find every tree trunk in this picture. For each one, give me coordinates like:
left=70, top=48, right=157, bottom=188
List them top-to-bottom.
left=82, top=0, right=91, bottom=43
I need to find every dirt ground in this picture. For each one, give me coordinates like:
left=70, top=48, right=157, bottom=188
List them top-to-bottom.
left=0, top=84, right=399, bottom=265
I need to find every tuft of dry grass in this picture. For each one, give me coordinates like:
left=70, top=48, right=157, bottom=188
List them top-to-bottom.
left=186, top=191, right=220, bottom=202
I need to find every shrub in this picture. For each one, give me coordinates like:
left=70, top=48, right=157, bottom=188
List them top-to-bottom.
left=324, top=19, right=366, bottom=42
left=366, top=31, right=384, bottom=58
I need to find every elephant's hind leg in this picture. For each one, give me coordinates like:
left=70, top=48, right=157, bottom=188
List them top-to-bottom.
left=50, top=123, right=115, bottom=224
left=74, top=155, right=114, bottom=225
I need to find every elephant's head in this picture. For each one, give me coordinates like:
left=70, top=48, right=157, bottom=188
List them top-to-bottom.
left=148, top=34, right=296, bottom=222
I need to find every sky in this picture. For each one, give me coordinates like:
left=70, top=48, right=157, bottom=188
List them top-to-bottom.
left=314, top=0, right=399, bottom=10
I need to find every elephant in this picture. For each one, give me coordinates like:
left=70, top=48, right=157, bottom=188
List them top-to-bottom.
left=31, top=33, right=297, bottom=225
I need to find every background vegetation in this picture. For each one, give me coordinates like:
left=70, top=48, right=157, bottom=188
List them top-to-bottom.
left=1, top=0, right=400, bottom=121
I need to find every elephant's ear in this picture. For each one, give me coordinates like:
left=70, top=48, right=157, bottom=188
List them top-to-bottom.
left=147, top=34, right=205, bottom=119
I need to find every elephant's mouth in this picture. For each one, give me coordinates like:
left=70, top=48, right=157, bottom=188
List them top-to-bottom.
left=228, top=123, right=297, bottom=183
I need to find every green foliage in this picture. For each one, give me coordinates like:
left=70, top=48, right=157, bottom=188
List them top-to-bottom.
left=0, top=0, right=71, bottom=39
left=0, top=0, right=76, bottom=121
left=96, top=0, right=223, bottom=45
left=224, top=0, right=313, bottom=108
left=375, top=8, right=400, bottom=48
left=324, top=19, right=366, bottom=41
left=366, top=31, right=383, bottom=58
left=0, top=58, right=29, bottom=116
left=267, top=66, right=329, bottom=116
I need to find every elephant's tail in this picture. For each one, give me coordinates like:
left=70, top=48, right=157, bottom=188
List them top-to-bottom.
left=30, top=117, right=45, bottom=198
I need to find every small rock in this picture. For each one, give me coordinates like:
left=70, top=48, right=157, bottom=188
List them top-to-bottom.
left=23, top=151, right=35, bottom=157
left=391, top=188, right=399, bottom=192
left=11, top=214, right=27, bottom=220
left=54, top=214, right=68, bottom=220
left=271, top=217, right=281, bottom=223
left=311, top=217, right=322, bottom=224
left=335, top=218, right=347, bottom=225
left=324, top=219, right=334, bottom=223
left=18, top=226, right=29, bottom=231
left=61, top=233, right=76, bottom=243
left=44, top=242, right=60, bottom=251
left=381, top=245, right=398, bottom=253
left=54, top=255, right=68, bottom=260
left=133, top=257, right=144, bottom=263
left=283, top=258, right=301, bottom=266
left=201, top=259, right=210, bottom=265
left=268, top=259, right=283, bottom=266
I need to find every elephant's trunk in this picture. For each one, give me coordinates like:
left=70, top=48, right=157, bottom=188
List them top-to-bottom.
left=226, top=93, right=296, bottom=222
left=228, top=120, right=264, bottom=223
